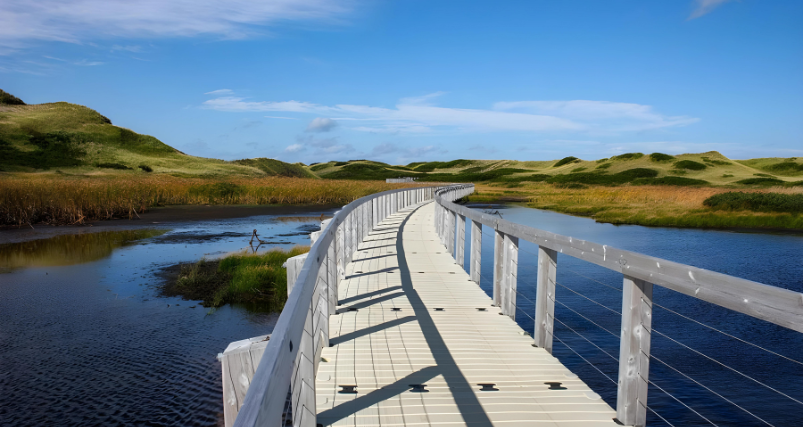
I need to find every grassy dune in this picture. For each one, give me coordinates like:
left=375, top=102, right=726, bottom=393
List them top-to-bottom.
left=0, top=99, right=306, bottom=177
left=0, top=175, right=412, bottom=226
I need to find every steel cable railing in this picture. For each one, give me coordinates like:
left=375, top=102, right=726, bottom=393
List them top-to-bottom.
left=436, top=189, right=802, bottom=426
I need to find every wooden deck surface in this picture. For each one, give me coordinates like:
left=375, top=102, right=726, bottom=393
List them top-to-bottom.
left=316, top=202, right=618, bottom=427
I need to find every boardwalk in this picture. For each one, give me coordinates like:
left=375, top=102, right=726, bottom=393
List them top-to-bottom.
left=316, top=202, right=617, bottom=426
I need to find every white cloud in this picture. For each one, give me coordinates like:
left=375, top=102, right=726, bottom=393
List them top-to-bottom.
left=0, top=0, right=354, bottom=54
left=688, top=0, right=733, bottom=20
left=110, top=44, right=141, bottom=52
left=74, top=59, right=103, bottom=66
left=205, top=89, right=234, bottom=95
left=202, top=93, right=698, bottom=134
left=493, top=100, right=698, bottom=132
left=306, top=117, right=338, bottom=132
left=294, top=135, right=354, bottom=155
left=285, top=143, right=305, bottom=153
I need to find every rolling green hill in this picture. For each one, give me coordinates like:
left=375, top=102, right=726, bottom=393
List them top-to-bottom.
left=0, top=90, right=305, bottom=177
left=314, top=154, right=803, bottom=187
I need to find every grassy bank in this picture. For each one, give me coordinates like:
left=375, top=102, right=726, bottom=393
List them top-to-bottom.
left=0, top=175, right=413, bottom=226
left=469, top=183, right=803, bottom=230
left=164, top=246, right=310, bottom=310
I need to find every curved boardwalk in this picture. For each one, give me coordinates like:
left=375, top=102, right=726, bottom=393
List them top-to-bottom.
left=316, top=202, right=617, bottom=427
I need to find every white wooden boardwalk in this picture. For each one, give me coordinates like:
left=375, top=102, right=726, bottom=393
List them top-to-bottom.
left=316, top=202, right=617, bottom=427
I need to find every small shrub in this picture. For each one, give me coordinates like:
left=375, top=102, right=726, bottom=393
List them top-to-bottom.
left=0, top=89, right=25, bottom=105
left=611, top=153, right=644, bottom=161
left=649, top=153, right=675, bottom=162
left=554, top=156, right=579, bottom=167
left=674, top=160, right=707, bottom=170
left=764, top=161, right=803, bottom=174
left=96, top=162, right=132, bottom=170
left=596, top=163, right=612, bottom=170
left=138, top=164, right=153, bottom=172
left=571, top=167, right=587, bottom=173
left=754, top=173, right=776, bottom=178
left=722, top=174, right=733, bottom=178
left=632, top=177, right=709, bottom=186
left=736, top=177, right=785, bottom=186
left=554, top=183, right=588, bottom=189
left=704, top=192, right=803, bottom=214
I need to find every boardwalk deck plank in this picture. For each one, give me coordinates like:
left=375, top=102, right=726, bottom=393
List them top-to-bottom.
left=317, top=202, right=617, bottom=427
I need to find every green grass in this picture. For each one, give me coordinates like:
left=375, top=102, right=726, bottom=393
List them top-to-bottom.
left=0, top=89, right=25, bottom=105
left=649, top=152, right=676, bottom=162
left=611, top=153, right=644, bottom=160
left=553, top=156, right=579, bottom=167
left=232, top=158, right=316, bottom=178
left=674, top=160, right=707, bottom=170
left=736, top=177, right=786, bottom=186
left=703, top=192, right=803, bottom=214
left=174, top=246, right=310, bottom=310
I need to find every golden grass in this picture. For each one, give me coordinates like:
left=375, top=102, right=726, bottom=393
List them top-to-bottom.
left=0, top=174, right=415, bottom=226
left=470, top=183, right=803, bottom=230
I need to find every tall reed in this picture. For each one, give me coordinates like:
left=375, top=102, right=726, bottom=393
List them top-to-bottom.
left=0, top=175, right=414, bottom=226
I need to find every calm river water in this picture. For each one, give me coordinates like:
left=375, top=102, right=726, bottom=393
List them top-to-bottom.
left=1, top=204, right=801, bottom=426
left=467, top=204, right=803, bottom=426
left=0, top=207, right=336, bottom=426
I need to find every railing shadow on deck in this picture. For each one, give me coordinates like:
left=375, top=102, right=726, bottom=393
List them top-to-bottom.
left=226, top=182, right=803, bottom=427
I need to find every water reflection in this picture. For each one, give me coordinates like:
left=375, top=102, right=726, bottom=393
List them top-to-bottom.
left=0, top=229, right=167, bottom=271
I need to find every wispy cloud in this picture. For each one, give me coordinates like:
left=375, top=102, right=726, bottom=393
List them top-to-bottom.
left=0, top=0, right=355, bottom=54
left=688, top=0, right=734, bottom=20
left=110, top=44, right=142, bottom=53
left=74, top=59, right=104, bottom=66
left=205, top=89, right=234, bottom=95
left=202, top=92, right=698, bottom=134
left=265, top=115, right=298, bottom=120
left=306, top=117, right=338, bottom=132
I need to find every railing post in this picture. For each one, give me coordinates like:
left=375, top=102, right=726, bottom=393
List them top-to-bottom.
left=446, top=210, right=456, bottom=257
left=455, top=214, right=466, bottom=267
left=469, top=221, right=482, bottom=285
left=493, top=229, right=504, bottom=307
left=328, top=234, right=338, bottom=315
left=502, top=234, right=518, bottom=319
left=534, top=246, right=558, bottom=353
left=616, top=275, right=653, bottom=427
left=291, top=302, right=315, bottom=427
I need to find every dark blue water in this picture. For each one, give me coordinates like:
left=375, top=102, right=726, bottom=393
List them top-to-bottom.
left=463, top=204, right=803, bottom=426
left=0, top=208, right=336, bottom=427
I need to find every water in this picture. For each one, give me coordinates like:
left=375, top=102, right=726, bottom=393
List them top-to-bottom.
left=2, top=204, right=801, bottom=426
left=464, top=204, right=803, bottom=426
left=0, top=207, right=336, bottom=426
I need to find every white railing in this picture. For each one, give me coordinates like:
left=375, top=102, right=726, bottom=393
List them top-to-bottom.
left=232, top=184, right=466, bottom=427
left=433, top=185, right=803, bottom=427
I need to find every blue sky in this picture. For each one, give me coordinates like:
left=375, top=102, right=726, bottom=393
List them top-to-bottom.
left=2, top=0, right=801, bottom=164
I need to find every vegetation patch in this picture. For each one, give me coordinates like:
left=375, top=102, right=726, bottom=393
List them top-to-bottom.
left=0, top=89, right=25, bottom=105
left=649, top=152, right=675, bottom=162
left=611, top=153, right=644, bottom=161
left=553, top=156, right=579, bottom=167
left=232, top=158, right=315, bottom=178
left=411, top=159, right=475, bottom=172
left=673, top=160, right=707, bottom=170
left=763, top=161, right=803, bottom=175
left=96, top=162, right=131, bottom=170
left=596, top=163, right=612, bottom=170
left=138, top=164, right=153, bottom=172
left=571, top=167, right=587, bottom=173
left=546, top=168, right=658, bottom=185
left=632, top=177, right=709, bottom=186
left=736, top=177, right=785, bottom=186
left=704, top=192, right=803, bottom=214
left=165, top=246, right=310, bottom=310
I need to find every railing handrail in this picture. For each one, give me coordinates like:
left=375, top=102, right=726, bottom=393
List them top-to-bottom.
left=234, top=184, right=465, bottom=427
left=432, top=184, right=802, bottom=426
left=434, top=188, right=803, bottom=333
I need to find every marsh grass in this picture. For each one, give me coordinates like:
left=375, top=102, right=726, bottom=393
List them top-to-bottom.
left=0, top=175, right=412, bottom=226
left=469, top=183, right=803, bottom=229
left=172, top=246, right=310, bottom=310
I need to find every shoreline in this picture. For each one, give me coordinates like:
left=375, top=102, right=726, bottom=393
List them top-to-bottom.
left=0, top=204, right=338, bottom=245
